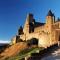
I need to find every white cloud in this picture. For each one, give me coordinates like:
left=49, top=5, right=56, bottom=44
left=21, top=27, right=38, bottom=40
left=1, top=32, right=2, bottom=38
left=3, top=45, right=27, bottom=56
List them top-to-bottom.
left=0, top=40, right=10, bottom=43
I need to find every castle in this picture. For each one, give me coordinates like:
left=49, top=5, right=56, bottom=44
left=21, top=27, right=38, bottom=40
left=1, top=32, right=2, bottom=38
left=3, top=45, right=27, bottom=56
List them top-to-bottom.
left=11, top=10, right=60, bottom=48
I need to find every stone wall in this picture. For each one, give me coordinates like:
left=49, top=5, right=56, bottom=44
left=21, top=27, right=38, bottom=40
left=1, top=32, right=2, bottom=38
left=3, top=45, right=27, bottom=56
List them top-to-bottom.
left=11, top=11, right=60, bottom=48
left=34, top=26, right=44, bottom=33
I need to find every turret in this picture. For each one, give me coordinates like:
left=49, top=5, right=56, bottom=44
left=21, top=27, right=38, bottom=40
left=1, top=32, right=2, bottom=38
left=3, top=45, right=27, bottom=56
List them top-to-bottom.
left=45, top=10, right=55, bottom=33
left=46, top=10, right=55, bottom=24
left=18, top=26, right=23, bottom=35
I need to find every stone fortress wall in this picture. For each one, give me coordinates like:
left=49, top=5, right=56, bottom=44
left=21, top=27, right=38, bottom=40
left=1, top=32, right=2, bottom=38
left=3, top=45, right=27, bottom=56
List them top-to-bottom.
left=11, top=10, right=60, bottom=48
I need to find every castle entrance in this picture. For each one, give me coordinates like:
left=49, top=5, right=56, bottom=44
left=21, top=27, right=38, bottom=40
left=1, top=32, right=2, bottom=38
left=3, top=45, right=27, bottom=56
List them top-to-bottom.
left=27, top=38, right=38, bottom=46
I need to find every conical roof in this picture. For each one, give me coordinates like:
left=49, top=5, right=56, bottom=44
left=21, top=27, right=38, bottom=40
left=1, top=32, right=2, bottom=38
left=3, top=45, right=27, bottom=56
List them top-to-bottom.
left=47, top=10, right=54, bottom=16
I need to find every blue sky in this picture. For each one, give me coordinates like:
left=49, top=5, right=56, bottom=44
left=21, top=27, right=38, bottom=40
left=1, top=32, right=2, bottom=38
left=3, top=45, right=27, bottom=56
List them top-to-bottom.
left=0, top=0, right=60, bottom=43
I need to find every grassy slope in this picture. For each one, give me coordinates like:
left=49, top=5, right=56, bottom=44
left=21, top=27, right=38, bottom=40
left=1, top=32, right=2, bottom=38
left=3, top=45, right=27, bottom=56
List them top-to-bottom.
left=7, top=47, right=44, bottom=60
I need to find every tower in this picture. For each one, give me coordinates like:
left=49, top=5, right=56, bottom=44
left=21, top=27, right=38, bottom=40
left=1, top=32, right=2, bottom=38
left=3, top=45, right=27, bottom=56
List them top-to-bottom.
left=45, top=10, right=55, bottom=45
left=46, top=10, right=55, bottom=25
left=46, top=10, right=55, bottom=32
left=23, top=13, right=35, bottom=34
left=18, top=26, right=23, bottom=35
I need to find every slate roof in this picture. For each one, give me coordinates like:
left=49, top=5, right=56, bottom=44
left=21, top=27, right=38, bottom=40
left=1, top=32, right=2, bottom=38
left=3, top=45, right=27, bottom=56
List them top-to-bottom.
left=47, top=10, right=54, bottom=16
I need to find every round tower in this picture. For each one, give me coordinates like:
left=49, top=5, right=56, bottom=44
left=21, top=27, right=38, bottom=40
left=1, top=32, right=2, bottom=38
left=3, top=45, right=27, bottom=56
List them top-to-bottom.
left=45, top=10, right=55, bottom=33
left=46, top=10, right=55, bottom=24
left=18, top=26, right=23, bottom=35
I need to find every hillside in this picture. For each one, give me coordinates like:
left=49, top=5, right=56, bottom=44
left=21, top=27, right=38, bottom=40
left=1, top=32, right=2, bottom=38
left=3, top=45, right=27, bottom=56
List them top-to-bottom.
left=0, top=42, right=28, bottom=60
left=0, top=43, right=9, bottom=53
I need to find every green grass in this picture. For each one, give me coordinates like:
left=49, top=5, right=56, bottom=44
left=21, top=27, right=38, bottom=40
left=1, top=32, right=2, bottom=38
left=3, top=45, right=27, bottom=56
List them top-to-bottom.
left=6, top=47, right=44, bottom=60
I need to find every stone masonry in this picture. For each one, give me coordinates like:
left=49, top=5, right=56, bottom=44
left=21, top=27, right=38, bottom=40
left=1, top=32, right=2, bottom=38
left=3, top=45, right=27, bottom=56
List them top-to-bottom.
left=11, top=10, right=60, bottom=48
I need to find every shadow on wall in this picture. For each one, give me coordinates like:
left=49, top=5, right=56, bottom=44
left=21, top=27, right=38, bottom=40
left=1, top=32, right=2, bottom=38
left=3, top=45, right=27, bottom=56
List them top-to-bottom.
left=26, top=38, right=38, bottom=46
